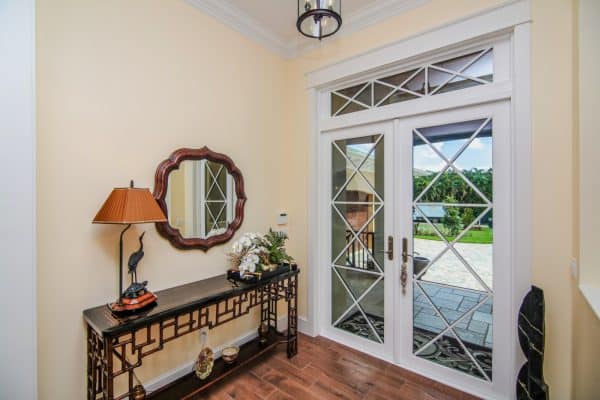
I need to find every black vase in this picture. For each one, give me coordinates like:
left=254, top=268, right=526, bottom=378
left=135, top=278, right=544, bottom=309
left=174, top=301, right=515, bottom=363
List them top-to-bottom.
left=516, top=286, right=549, bottom=400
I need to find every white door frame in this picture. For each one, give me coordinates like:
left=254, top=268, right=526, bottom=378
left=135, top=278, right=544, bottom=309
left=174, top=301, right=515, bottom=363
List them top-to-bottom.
left=306, top=2, right=531, bottom=399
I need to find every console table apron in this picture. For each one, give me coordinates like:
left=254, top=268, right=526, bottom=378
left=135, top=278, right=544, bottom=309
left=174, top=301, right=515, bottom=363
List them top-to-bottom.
left=83, top=267, right=299, bottom=400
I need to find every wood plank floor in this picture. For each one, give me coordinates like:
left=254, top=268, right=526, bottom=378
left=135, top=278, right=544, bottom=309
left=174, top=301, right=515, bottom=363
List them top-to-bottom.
left=200, top=334, right=480, bottom=400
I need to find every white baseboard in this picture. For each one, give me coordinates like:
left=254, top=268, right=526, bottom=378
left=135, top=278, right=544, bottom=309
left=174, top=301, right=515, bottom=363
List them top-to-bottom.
left=144, top=315, right=288, bottom=393
left=298, top=316, right=315, bottom=337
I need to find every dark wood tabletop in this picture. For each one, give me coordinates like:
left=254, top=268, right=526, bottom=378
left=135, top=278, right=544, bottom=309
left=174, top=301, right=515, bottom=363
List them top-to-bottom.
left=83, top=268, right=298, bottom=337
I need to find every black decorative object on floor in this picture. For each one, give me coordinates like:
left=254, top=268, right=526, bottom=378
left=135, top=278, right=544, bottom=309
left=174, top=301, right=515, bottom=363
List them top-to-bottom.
left=517, top=286, right=549, bottom=400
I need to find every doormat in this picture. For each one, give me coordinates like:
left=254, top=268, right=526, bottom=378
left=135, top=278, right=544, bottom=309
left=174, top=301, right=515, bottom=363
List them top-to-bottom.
left=337, top=311, right=384, bottom=341
left=337, top=312, right=492, bottom=380
left=414, top=327, right=492, bottom=380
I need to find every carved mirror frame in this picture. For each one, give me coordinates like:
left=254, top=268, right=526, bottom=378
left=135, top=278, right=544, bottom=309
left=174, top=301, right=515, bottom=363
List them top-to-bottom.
left=153, top=147, right=247, bottom=251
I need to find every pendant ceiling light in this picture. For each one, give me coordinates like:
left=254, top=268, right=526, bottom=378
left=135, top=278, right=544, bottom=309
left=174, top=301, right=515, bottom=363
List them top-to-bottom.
left=297, top=0, right=342, bottom=40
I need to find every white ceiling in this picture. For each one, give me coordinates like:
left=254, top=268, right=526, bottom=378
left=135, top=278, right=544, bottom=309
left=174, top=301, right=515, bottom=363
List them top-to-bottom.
left=186, top=0, right=429, bottom=58
left=226, top=0, right=379, bottom=42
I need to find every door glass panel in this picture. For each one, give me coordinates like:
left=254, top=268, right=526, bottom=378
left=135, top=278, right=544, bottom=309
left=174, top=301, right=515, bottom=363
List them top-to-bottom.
left=462, top=49, right=493, bottom=82
left=379, top=68, right=419, bottom=87
left=427, top=68, right=454, bottom=94
left=373, top=82, right=394, bottom=105
left=338, top=83, right=366, bottom=98
left=378, top=91, right=420, bottom=107
left=331, top=93, right=347, bottom=115
left=337, top=101, right=368, bottom=116
left=412, top=118, right=493, bottom=381
left=332, top=134, right=385, bottom=343
left=413, top=285, right=448, bottom=352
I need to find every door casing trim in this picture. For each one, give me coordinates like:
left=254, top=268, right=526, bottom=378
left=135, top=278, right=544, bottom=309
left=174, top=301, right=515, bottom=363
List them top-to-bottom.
left=306, top=2, right=531, bottom=399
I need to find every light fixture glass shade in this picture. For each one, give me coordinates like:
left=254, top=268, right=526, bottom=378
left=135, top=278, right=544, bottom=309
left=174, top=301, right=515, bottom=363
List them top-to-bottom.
left=297, top=0, right=342, bottom=40
left=93, top=186, right=167, bottom=224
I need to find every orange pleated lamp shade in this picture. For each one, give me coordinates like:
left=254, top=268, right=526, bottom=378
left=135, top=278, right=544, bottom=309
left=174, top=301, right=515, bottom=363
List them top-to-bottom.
left=93, top=184, right=167, bottom=224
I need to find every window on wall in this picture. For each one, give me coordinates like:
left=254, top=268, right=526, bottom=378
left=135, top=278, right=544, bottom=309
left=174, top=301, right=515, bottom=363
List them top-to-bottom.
left=331, top=48, right=493, bottom=117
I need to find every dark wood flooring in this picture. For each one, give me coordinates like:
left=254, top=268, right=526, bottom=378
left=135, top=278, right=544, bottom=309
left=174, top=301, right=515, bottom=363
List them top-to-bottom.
left=200, top=334, right=479, bottom=400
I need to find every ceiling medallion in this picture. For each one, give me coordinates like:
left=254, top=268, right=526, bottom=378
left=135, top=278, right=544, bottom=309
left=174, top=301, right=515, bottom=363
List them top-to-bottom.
left=297, top=0, right=342, bottom=40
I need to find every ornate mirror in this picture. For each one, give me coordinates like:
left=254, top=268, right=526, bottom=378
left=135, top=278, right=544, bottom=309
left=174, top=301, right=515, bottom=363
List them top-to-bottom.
left=153, top=147, right=246, bottom=250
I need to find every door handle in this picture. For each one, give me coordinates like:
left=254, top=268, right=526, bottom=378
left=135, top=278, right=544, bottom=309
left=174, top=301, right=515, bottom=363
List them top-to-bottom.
left=375, top=236, right=394, bottom=260
left=401, top=238, right=408, bottom=295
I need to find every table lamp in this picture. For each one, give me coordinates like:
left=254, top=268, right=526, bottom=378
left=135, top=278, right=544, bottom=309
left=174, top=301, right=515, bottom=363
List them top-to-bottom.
left=93, top=180, right=167, bottom=315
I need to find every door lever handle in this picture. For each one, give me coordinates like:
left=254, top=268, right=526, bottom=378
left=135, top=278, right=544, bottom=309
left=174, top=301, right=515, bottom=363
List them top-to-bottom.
left=375, top=236, right=394, bottom=260
left=402, top=237, right=412, bottom=263
left=401, top=238, right=409, bottom=295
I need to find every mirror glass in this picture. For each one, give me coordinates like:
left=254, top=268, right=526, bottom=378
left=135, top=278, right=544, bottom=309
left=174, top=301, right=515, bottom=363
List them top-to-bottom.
left=165, top=160, right=237, bottom=239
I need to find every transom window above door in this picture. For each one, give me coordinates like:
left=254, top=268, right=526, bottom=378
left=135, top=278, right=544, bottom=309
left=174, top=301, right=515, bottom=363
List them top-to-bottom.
left=330, top=48, right=493, bottom=117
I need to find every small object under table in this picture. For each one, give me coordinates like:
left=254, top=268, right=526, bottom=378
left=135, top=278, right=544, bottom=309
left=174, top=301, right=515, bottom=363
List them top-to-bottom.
left=83, top=266, right=299, bottom=400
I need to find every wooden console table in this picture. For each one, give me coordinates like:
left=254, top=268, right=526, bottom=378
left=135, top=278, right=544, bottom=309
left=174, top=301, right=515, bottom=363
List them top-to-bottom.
left=83, top=266, right=299, bottom=400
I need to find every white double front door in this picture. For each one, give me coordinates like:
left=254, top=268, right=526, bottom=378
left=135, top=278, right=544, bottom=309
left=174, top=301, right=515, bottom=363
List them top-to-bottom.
left=319, top=100, right=513, bottom=398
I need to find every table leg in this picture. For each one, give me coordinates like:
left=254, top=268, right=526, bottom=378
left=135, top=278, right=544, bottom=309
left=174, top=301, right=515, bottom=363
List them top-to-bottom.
left=287, top=274, right=298, bottom=358
left=87, top=325, right=94, bottom=400
left=104, top=337, right=114, bottom=400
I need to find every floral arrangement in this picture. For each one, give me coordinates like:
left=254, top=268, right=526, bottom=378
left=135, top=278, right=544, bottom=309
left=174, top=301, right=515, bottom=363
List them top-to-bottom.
left=228, top=229, right=293, bottom=277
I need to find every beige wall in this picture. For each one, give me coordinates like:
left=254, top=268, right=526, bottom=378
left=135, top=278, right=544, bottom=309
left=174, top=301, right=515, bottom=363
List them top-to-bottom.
left=36, top=0, right=287, bottom=398
left=36, top=0, right=598, bottom=398
left=530, top=1, right=576, bottom=398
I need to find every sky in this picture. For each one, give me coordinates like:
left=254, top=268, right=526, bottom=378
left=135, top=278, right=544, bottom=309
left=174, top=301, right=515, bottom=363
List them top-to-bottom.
left=337, top=131, right=493, bottom=173
left=413, top=136, right=492, bottom=172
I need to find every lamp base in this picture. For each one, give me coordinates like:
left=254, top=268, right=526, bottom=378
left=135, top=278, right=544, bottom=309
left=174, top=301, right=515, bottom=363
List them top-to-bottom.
left=109, top=290, right=157, bottom=315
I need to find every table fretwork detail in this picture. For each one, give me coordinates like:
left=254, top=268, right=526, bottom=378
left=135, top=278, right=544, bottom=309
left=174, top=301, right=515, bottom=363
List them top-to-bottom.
left=85, top=269, right=299, bottom=400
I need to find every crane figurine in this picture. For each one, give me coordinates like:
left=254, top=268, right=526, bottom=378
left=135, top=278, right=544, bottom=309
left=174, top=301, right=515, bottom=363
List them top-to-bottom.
left=121, top=232, right=155, bottom=309
left=128, top=232, right=145, bottom=284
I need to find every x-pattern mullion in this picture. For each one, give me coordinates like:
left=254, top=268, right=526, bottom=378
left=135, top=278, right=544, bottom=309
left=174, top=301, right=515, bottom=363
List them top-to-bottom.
left=331, top=48, right=494, bottom=117
left=429, top=48, right=491, bottom=96
left=428, top=64, right=489, bottom=85
left=374, top=66, right=425, bottom=107
left=332, top=82, right=372, bottom=116
left=333, top=88, right=371, bottom=109
left=412, top=118, right=491, bottom=204
left=413, top=119, right=492, bottom=206
left=332, top=136, right=383, bottom=204
left=449, top=164, right=492, bottom=206
left=206, top=165, right=226, bottom=200
left=209, top=202, right=227, bottom=231
left=331, top=202, right=384, bottom=274
left=205, top=203, right=218, bottom=227
left=413, top=204, right=493, bottom=292
left=412, top=207, right=453, bottom=279
left=448, top=241, right=493, bottom=294
left=332, top=263, right=382, bottom=276
left=332, top=268, right=384, bottom=343
left=414, top=280, right=492, bottom=381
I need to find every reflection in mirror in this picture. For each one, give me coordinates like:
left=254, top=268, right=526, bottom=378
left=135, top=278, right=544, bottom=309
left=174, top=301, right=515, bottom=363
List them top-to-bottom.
left=165, top=160, right=237, bottom=239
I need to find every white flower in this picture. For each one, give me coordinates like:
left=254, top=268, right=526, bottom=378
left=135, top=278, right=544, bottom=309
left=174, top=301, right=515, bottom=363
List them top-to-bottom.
left=232, top=241, right=243, bottom=253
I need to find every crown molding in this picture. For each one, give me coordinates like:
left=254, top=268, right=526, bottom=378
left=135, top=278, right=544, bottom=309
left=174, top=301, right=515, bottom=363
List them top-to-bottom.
left=185, top=0, right=430, bottom=59
left=185, top=0, right=294, bottom=58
